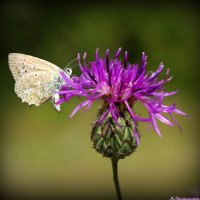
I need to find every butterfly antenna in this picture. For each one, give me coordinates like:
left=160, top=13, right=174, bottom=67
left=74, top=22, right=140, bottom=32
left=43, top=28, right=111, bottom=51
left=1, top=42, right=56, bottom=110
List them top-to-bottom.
left=64, top=57, right=78, bottom=70
left=68, top=64, right=88, bottom=68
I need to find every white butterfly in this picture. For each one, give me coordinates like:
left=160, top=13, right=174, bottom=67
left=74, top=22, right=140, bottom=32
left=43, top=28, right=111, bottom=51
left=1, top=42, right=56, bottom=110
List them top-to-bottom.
left=8, top=53, right=72, bottom=112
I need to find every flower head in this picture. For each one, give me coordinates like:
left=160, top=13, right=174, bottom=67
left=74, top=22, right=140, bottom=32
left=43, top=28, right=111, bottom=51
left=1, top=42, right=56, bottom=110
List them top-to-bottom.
left=58, top=48, right=188, bottom=145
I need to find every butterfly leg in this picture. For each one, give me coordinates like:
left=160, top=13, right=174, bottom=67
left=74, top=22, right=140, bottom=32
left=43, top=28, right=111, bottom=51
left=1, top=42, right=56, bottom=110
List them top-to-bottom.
left=51, top=93, right=61, bottom=112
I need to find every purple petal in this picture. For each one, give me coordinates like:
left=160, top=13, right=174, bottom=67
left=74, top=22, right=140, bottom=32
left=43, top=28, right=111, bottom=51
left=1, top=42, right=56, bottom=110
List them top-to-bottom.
left=115, top=47, right=121, bottom=59
left=95, top=48, right=99, bottom=60
left=124, top=51, right=128, bottom=68
left=148, top=62, right=164, bottom=82
left=153, top=91, right=178, bottom=97
left=69, top=100, right=90, bottom=118
left=110, top=102, right=120, bottom=126
left=174, top=108, right=190, bottom=118
left=96, top=109, right=110, bottom=124
left=150, top=113, right=161, bottom=136
left=155, top=113, right=174, bottom=126
left=169, top=113, right=183, bottom=132
left=133, top=127, right=140, bottom=145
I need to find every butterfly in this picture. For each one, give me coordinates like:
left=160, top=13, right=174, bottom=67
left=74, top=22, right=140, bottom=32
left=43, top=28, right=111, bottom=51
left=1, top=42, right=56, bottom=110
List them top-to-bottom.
left=8, top=53, right=73, bottom=112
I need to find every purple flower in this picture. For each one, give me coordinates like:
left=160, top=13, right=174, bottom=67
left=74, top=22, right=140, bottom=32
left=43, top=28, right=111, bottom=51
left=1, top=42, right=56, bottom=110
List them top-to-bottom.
left=58, top=48, right=188, bottom=143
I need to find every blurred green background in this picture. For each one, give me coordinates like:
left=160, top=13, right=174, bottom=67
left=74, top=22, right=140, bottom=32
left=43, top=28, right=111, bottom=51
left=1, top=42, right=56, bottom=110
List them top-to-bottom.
left=0, top=1, right=199, bottom=199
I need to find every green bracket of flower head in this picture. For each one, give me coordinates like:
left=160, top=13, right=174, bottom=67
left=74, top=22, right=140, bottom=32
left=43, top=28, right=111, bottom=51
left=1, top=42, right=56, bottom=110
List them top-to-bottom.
left=91, top=107, right=139, bottom=160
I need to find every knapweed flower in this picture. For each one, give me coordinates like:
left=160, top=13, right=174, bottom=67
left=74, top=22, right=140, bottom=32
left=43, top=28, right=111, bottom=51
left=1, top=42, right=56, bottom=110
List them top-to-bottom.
left=58, top=48, right=188, bottom=159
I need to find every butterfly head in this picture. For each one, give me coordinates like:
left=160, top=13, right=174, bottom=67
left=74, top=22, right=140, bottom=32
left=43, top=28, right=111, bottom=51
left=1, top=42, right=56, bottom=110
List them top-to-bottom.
left=64, top=68, right=72, bottom=76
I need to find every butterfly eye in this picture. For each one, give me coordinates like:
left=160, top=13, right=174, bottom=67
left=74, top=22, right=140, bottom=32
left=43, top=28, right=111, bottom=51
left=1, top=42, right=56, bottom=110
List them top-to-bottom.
left=65, top=68, right=72, bottom=75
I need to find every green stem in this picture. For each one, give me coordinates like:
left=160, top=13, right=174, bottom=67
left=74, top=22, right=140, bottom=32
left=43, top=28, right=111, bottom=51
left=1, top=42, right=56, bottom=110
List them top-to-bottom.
left=111, top=158, right=122, bottom=200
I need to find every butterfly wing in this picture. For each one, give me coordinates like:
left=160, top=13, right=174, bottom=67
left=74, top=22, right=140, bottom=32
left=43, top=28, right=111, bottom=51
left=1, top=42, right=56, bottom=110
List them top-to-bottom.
left=8, top=53, right=63, bottom=106
left=8, top=53, right=61, bottom=80
left=15, top=71, right=61, bottom=106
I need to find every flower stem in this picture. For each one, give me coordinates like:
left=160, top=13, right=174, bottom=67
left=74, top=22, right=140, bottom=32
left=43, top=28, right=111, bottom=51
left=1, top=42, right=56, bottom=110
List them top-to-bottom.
left=111, top=158, right=122, bottom=200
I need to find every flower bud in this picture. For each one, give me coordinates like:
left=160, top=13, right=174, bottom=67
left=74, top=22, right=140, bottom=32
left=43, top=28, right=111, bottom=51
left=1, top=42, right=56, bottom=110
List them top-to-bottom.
left=91, top=104, right=139, bottom=159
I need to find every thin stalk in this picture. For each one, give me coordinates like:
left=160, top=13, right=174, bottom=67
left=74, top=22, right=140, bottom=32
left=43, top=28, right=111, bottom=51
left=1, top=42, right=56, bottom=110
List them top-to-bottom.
left=111, top=158, right=122, bottom=200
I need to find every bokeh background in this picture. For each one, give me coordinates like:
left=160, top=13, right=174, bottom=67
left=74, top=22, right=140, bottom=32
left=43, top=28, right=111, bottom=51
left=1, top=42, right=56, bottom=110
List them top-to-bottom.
left=0, top=1, right=199, bottom=199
